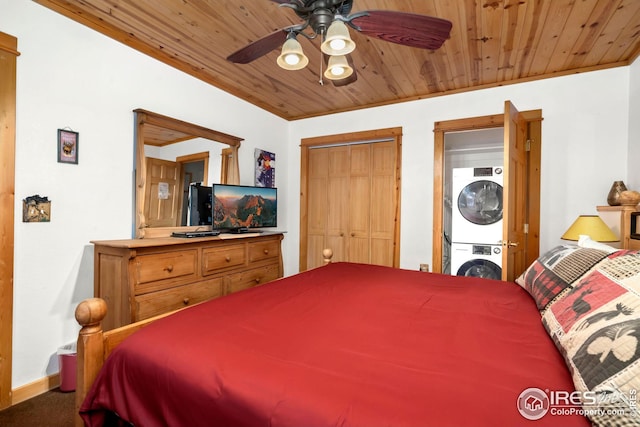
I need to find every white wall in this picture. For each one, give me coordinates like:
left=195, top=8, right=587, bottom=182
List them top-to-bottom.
left=2, top=0, right=637, bottom=391
left=2, top=0, right=288, bottom=389
left=286, top=68, right=631, bottom=274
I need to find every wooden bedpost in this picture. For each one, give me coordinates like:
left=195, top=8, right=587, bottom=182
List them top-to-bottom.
left=322, top=248, right=333, bottom=265
left=74, top=298, right=107, bottom=427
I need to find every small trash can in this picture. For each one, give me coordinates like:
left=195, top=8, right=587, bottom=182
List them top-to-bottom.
left=58, top=342, right=77, bottom=392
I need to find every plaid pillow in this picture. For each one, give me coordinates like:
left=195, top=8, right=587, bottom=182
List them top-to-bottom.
left=515, top=245, right=610, bottom=311
left=543, top=250, right=640, bottom=426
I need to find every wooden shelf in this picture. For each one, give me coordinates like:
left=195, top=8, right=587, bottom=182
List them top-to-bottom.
left=597, top=205, right=639, bottom=249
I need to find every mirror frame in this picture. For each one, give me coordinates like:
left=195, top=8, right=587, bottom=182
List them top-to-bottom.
left=134, top=109, right=243, bottom=238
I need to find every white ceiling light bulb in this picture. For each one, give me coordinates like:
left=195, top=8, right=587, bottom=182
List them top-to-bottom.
left=329, top=38, right=346, bottom=52
left=284, top=53, right=301, bottom=66
left=331, top=66, right=345, bottom=76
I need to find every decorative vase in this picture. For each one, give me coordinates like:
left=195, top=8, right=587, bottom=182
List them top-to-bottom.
left=607, top=180, right=628, bottom=206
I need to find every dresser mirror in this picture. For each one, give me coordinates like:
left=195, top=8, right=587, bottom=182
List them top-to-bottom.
left=134, top=109, right=243, bottom=238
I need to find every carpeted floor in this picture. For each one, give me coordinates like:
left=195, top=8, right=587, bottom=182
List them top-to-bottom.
left=0, top=388, right=75, bottom=427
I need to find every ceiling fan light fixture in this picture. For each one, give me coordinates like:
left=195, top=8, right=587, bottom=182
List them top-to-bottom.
left=321, top=20, right=356, bottom=56
left=277, top=36, right=309, bottom=70
left=324, top=54, right=354, bottom=80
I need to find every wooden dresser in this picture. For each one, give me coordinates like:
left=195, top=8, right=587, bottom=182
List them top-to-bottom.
left=92, top=232, right=284, bottom=330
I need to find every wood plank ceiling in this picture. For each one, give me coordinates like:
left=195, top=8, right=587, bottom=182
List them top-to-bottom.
left=34, top=0, right=640, bottom=121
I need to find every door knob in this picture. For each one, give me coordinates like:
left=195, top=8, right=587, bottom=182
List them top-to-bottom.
left=502, top=241, right=519, bottom=248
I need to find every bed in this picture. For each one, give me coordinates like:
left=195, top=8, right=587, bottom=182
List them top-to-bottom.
left=74, top=245, right=640, bottom=427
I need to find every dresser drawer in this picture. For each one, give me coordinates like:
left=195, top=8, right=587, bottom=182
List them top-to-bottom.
left=94, top=233, right=284, bottom=329
left=248, top=239, right=280, bottom=263
left=202, top=244, right=246, bottom=275
left=133, top=250, right=198, bottom=294
left=226, top=263, right=281, bottom=294
left=134, top=277, right=224, bottom=321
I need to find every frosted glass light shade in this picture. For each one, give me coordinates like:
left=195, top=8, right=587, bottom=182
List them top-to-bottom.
left=321, top=21, right=356, bottom=56
left=277, top=37, right=309, bottom=70
left=324, top=55, right=353, bottom=80
left=561, top=215, right=618, bottom=242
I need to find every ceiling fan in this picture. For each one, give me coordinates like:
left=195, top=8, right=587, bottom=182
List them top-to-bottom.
left=227, top=0, right=452, bottom=86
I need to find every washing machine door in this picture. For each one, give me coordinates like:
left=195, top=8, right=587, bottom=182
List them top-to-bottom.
left=457, top=180, right=503, bottom=225
left=456, top=259, right=502, bottom=280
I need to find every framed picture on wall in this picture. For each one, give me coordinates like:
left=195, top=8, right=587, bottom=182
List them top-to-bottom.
left=57, top=129, right=79, bottom=164
left=255, top=148, right=275, bottom=188
left=22, top=195, right=51, bottom=223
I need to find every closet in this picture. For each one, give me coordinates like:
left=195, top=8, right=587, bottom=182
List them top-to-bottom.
left=432, top=102, right=542, bottom=281
left=300, top=128, right=402, bottom=271
left=444, top=130, right=504, bottom=279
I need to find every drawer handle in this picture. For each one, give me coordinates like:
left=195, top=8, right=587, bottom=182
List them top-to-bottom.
left=263, top=249, right=269, bottom=255
left=225, top=255, right=231, bottom=262
left=164, top=265, right=174, bottom=273
left=254, top=277, right=261, bottom=284
left=183, top=297, right=190, bottom=305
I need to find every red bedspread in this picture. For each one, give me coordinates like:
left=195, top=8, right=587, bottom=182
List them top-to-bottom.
left=80, top=262, right=589, bottom=427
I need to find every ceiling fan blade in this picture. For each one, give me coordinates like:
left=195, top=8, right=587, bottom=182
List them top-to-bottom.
left=336, top=0, right=354, bottom=16
left=350, top=10, right=452, bottom=50
left=227, top=27, right=293, bottom=64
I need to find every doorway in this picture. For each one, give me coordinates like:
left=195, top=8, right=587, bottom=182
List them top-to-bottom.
left=0, top=31, right=18, bottom=409
left=432, top=103, right=542, bottom=280
left=445, top=131, right=504, bottom=278
left=144, top=152, right=210, bottom=228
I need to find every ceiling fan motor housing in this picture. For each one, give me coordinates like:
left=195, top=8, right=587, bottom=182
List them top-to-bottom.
left=310, top=8, right=335, bottom=36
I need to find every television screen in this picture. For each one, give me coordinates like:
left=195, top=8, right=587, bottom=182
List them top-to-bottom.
left=188, top=184, right=212, bottom=226
left=212, top=184, right=277, bottom=231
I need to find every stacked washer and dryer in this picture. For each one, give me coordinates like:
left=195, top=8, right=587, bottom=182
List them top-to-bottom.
left=450, top=166, right=504, bottom=280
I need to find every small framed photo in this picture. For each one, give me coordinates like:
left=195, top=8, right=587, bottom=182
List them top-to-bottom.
left=57, top=129, right=79, bottom=164
left=255, top=148, right=275, bottom=188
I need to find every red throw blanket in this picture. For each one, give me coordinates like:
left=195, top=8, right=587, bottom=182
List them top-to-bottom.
left=81, top=262, right=589, bottom=427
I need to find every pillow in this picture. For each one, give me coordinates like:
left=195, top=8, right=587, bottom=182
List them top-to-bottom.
left=578, top=235, right=619, bottom=253
left=515, top=245, right=610, bottom=311
left=542, top=250, right=640, bottom=426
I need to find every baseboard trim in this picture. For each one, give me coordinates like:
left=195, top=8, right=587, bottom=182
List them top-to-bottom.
left=11, top=373, right=61, bottom=405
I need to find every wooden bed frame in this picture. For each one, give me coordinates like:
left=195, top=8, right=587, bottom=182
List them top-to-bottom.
left=73, top=249, right=334, bottom=427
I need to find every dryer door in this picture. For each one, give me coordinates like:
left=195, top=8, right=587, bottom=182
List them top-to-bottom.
left=457, top=180, right=503, bottom=226
left=456, top=259, right=502, bottom=280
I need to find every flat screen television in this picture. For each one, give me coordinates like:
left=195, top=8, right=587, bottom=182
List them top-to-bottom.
left=187, top=184, right=212, bottom=226
left=212, top=184, right=277, bottom=233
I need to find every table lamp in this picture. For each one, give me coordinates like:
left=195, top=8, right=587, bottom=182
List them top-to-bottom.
left=561, top=215, right=618, bottom=242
